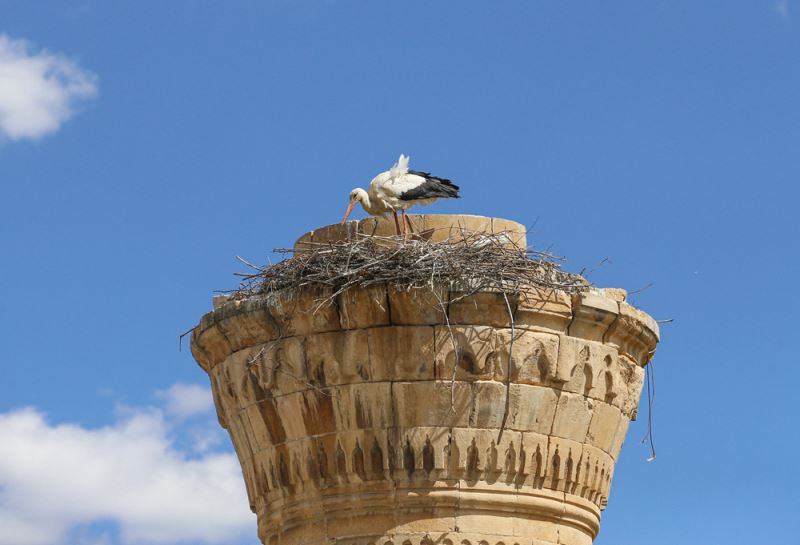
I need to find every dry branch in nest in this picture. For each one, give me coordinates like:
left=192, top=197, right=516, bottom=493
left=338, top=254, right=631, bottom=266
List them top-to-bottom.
left=228, top=230, right=589, bottom=441
left=230, top=231, right=588, bottom=302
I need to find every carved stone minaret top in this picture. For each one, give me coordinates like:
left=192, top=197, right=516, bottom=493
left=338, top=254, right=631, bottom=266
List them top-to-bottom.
left=190, top=215, right=660, bottom=545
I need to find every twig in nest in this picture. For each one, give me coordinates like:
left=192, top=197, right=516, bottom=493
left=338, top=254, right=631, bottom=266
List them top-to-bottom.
left=229, top=232, right=588, bottom=304
left=236, top=255, right=266, bottom=272
left=628, top=282, right=653, bottom=295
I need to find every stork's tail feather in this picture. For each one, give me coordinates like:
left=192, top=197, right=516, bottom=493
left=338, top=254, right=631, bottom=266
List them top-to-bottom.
left=390, top=154, right=410, bottom=178
left=402, top=170, right=460, bottom=200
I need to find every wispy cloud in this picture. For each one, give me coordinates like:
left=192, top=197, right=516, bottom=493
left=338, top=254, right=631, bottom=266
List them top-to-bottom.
left=775, top=0, right=790, bottom=19
left=0, top=34, right=97, bottom=142
left=155, top=383, right=214, bottom=419
left=0, top=386, right=254, bottom=545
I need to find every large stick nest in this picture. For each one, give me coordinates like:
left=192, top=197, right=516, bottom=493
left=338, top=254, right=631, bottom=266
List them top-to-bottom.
left=230, top=230, right=588, bottom=302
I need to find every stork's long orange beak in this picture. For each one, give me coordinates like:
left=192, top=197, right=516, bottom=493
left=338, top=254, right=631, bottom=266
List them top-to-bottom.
left=341, top=200, right=356, bottom=224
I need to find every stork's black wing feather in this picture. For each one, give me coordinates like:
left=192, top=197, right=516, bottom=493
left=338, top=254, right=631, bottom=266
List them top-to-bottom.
left=399, top=170, right=460, bottom=201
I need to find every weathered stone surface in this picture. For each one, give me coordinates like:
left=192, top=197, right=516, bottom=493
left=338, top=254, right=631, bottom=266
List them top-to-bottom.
left=422, top=214, right=492, bottom=243
left=357, top=215, right=405, bottom=239
left=190, top=216, right=659, bottom=545
left=311, top=222, right=357, bottom=246
left=338, top=284, right=390, bottom=330
left=388, top=285, right=447, bottom=325
left=600, top=287, right=627, bottom=302
left=267, top=288, right=340, bottom=338
left=515, top=288, right=573, bottom=333
left=449, top=290, right=516, bottom=328
left=569, top=290, right=619, bottom=342
left=605, top=302, right=660, bottom=366
left=192, top=324, right=232, bottom=370
left=434, top=325, right=495, bottom=381
left=368, top=326, right=435, bottom=381
left=304, top=329, right=370, bottom=386
left=492, top=329, right=560, bottom=386
left=266, top=336, right=307, bottom=396
left=556, top=337, right=621, bottom=405
left=619, top=355, right=646, bottom=418
left=393, top=381, right=471, bottom=428
left=332, top=382, right=392, bottom=431
left=506, top=384, right=560, bottom=434
left=551, top=392, right=593, bottom=443
left=585, top=401, right=624, bottom=455
left=608, top=413, right=630, bottom=460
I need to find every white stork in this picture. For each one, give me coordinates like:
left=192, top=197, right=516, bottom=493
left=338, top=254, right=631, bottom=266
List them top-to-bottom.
left=341, top=154, right=460, bottom=236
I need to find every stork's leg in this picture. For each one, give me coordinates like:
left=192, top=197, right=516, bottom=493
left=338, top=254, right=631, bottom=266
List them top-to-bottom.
left=392, top=210, right=402, bottom=236
left=402, top=210, right=413, bottom=239
left=401, top=211, right=408, bottom=240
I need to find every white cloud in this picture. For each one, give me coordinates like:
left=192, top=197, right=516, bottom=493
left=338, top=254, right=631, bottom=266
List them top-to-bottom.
left=0, top=34, right=97, bottom=141
left=155, top=383, right=214, bottom=419
left=0, top=392, right=255, bottom=545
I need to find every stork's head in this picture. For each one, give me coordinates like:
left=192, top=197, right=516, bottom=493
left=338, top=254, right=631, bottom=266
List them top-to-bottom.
left=341, top=188, right=369, bottom=224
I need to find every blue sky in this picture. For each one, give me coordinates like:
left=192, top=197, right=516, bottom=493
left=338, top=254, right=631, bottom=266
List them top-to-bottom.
left=1, top=1, right=799, bottom=544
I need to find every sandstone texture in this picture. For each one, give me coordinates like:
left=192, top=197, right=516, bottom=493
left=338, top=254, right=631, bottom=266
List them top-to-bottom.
left=191, top=215, right=659, bottom=545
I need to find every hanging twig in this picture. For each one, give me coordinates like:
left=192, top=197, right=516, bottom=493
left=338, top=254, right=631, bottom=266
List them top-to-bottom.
left=496, top=289, right=516, bottom=443
left=178, top=326, right=196, bottom=352
left=641, top=360, right=657, bottom=461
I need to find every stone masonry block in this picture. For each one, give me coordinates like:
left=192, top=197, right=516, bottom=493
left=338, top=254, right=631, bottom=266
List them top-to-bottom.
left=422, top=214, right=492, bottom=243
left=357, top=215, right=404, bottom=239
left=311, top=222, right=357, bottom=246
left=337, top=284, right=390, bottom=330
left=388, top=285, right=448, bottom=325
left=266, top=287, right=340, bottom=338
left=515, top=288, right=572, bottom=333
left=449, top=290, right=516, bottom=328
left=568, top=290, right=619, bottom=342
left=605, top=302, right=660, bottom=366
left=193, top=324, right=232, bottom=370
left=434, top=325, right=495, bottom=381
left=368, top=326, right=435, bottom=381
left=304, top=329, right=370, bottom=386
left=492, top=329, right=559, bottom=386
left=268, top=336, right=308, bottom=397
left=557, top=336, right=620, bottom=404
left=221, top=349, right=260, bottom=409
left=619, top=356, right=645, bottom=419
left=392, top=381, right=471, bottom=428
left=468, top=381, right=507, bottom=429
left=332, top=382, right=392, bottom=431
left=468, top=382, right=558, bottom=435
left=506, top=384, right=559, bottom=435
left=273, top=392, right=310, bottom=442
left=551, top=392, right=592, bottom=443
left=585, top=401, right=625, bottom=455
left=608, top=415, right=630, bottom=460
left=448, top=427, right=523, bottom=484
left=520, top=430, right=551, bottom=482
left=545, top=436, right=584, bottom=489
left=575, top=444, right=615, bottom=503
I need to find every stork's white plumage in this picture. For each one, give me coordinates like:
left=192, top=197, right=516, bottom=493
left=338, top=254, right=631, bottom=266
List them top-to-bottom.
left=342, top=154, right=460, bottom=236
